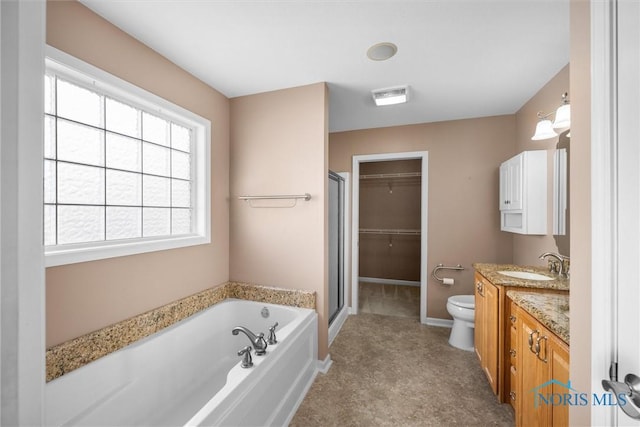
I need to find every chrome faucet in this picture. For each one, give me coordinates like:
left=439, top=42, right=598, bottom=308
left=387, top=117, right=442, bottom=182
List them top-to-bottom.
left=539, top=252, right=570, bottom=278
left=231, top=326, right=268, bottom=355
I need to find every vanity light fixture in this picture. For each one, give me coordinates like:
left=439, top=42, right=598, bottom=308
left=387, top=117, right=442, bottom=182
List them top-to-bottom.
left=372, top=85, right=409, bottom=106
left=531, top=92, right=571, bottom=140
left=552, top=93, right=571, bottom=130
left=531, top=112, right=558, bottom=140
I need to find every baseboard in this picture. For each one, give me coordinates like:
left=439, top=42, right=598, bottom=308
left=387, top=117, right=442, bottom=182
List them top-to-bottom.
left=358, top=276, right=421, bottom=287
left=328, top=307, right=349, bottom=346
left=425, top=317, right=454, bottom=328
left=317, top=354, right=333, bottom=374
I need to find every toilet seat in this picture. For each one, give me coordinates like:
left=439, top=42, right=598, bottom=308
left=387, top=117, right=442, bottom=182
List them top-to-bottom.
left=448, top=295, right=474, bottom=309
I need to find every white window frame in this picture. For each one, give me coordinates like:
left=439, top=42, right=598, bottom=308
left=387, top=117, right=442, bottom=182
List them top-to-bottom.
left=44, top=46, right=211, bottom=267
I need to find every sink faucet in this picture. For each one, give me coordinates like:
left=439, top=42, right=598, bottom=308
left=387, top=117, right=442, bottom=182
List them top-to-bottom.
left=539, top=252, right=570, bottom=278
left=232, top=326, right=268, bottom=355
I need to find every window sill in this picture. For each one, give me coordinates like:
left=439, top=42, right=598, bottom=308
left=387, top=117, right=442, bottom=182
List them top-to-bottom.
left=45, top=234, right=210, bottom=267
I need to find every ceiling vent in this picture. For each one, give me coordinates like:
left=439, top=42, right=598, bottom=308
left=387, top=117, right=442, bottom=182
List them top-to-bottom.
left=371, top=86, right=409, bottom=106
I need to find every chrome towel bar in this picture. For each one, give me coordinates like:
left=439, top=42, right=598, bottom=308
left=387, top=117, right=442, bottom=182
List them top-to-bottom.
left=238, top=193, right=311, bottom=201
left=238, top=193, right=311, bottom=208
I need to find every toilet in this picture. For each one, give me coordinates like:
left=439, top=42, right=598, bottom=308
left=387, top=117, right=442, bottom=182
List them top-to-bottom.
left=446, top=295, right=475, bottom=351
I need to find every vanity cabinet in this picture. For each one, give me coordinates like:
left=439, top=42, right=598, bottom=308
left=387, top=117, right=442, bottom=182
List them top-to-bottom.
left=499, top=150, right=547, bottom=235
left=473, top=267, right=569, bottom=406
left=474, top=273, right=499, bottom=394
left=513, top=301, right=569, bottom=427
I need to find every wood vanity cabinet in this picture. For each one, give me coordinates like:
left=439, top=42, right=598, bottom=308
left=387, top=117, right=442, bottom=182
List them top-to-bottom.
left=474, top=270, right=568, bottom=406
left=474, top=272, right=499, bottom=395
left=513, top=301, right=569, bottom=427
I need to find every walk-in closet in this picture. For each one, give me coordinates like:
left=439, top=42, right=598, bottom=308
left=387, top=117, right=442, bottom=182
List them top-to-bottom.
left=358, top=159, right=422, bottom=319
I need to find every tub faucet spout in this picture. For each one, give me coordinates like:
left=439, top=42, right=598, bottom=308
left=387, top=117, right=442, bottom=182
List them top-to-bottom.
left=232, top=326, right=268, bottom=355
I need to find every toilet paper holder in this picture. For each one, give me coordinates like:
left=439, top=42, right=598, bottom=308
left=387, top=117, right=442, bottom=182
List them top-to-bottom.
left=432, top=263, right=465, bottom=284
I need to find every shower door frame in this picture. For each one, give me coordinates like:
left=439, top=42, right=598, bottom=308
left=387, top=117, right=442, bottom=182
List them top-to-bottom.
left=351, top=151, right=429, bottom=324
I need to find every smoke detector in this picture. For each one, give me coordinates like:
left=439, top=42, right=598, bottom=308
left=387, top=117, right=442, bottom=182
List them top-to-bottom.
left=371, top=86, right=409, bottom=106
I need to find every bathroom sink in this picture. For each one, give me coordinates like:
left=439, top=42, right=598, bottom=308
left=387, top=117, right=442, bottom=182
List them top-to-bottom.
left=497, top=270, right=554, bottom=281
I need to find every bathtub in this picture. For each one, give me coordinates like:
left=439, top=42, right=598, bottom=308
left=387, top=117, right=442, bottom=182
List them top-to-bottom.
left=45, top=299, right=318, bottom=426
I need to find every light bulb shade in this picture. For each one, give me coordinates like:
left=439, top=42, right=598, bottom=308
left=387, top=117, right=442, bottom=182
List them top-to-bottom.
left=552, top=104, right=571, bottom=129
left=531, top=119, right=558, bottom=140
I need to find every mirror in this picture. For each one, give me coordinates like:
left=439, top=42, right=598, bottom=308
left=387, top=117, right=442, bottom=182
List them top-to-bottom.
left=553, top=131, right=570, bottom=255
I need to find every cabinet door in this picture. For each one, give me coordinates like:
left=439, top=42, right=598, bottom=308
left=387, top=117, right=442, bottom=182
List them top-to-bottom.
left=499, top=154, right=524, bottom=211
left=508, top=154, right=524, bottom=210
left=499, top=163, right=510, bottom=210
left=474, top=276, right=485, bottom=364
left=483, top=280, right=499, bottom=395
left=518, top=312, right=550, bottom=427
left=549, top=338, right=570, bottom=426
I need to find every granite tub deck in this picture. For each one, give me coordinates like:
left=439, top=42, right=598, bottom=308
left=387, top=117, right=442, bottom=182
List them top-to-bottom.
left=473, top=262, right=570, bottom=291
left=46, top=282, right=316, bottom=382
left=508, top=291, right=570, bottom=344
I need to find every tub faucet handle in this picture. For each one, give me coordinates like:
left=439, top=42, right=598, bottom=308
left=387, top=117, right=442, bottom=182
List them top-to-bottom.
left=268, top=322, right=279, bottom=345
left=237, top=346, right=253, bottom=368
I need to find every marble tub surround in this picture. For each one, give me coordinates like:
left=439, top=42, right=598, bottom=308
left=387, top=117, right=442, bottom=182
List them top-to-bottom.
left=473, top=262, right=569, bottom=291
left=227, top=281, right=316, bottom=308
left=46, top=282, right=315, bottom=382
left=508, top=290, right=570, bottom=344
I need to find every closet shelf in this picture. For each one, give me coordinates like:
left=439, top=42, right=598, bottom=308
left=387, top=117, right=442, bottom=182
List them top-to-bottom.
left=359, top=172, right=421, bottom=180
left=359, top=228, right=421, bottom=236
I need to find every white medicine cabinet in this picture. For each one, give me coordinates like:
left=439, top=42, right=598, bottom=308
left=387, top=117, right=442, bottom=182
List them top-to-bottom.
left=499, top=150, right=547, bottom=235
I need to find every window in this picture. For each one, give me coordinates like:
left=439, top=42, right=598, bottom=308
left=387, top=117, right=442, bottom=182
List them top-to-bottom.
left=44, top=47, right=211, bottom=267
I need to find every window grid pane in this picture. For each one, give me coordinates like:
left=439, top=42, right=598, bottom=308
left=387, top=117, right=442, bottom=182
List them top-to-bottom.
left=44, top=75, right=195, bottom=246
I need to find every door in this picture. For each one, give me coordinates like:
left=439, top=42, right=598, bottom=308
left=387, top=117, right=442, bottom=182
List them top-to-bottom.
left=612, top=0, right=640, bottom=424
left=595, top=1, right=640, bottom=424
left=328, top=171, right=345, bottom=324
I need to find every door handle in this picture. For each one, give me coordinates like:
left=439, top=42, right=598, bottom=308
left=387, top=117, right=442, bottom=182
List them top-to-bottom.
left=602, top=373, right=640, bottom=420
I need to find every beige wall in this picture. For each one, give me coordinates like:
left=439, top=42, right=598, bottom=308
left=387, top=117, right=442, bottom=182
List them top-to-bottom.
left=569, top=0, right=591, bottom=424
left=46, top=1, right=230, bottom=347
left=513, top=65, right=570, bottom=265
left=229, top=83, right=329, bottom=359
left=330, top=116, right=515, bottom=320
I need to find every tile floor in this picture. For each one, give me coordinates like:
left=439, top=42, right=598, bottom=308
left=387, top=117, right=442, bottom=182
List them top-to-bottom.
left=358, top=282, right=420, bottom=319
left=291, top=313, right=514, bottom=426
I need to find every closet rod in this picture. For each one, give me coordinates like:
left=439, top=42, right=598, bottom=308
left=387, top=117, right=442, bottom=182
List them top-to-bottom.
left=360, top=172, right=421, bottom=180
left=238, top=193, right=311, bottom=201
left=359, top=228, right=421, bottom=236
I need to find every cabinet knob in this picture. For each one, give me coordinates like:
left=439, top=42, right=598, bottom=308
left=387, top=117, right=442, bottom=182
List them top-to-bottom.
left=476, top=282, right=483, bottom=295
left=509, top=315, right=516, bottom=323
left=509, top=348, right=517, bottom=357
left=510, top=391, right=516, bottom=401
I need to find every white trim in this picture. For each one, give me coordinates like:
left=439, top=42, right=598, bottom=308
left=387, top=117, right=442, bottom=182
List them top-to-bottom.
left=590, top=0, right=617, bottom=425
left=0, top=1, right=46, bottom=424
left=43, top=46, right=212, bottom=267
left=351, top=151, right=429, bottom=323
left=339, top=172, right=351, bottom=318
left=359, top=277, right=421, bottom=287
left=328, top=306, right=349, bottom=346
left=426, top=317, right=454, bottom=328
left=317, top=354, right=333, bottom=374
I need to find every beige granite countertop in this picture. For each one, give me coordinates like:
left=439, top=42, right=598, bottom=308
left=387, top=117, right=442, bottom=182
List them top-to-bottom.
left=473, top=262, right=569, bottom=291
left=46, top=281, right=316, bottom=382
left=507, top=290, right=570, bottom=345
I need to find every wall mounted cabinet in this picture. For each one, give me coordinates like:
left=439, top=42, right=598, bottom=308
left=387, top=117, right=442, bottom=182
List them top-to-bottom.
left=499, top=150, right=547, bottom=235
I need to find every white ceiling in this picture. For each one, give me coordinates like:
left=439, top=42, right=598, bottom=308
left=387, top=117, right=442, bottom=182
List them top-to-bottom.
left=80, top=0, right=570, bottom=133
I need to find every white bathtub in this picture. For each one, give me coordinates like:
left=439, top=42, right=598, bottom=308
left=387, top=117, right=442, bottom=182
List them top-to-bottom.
left=45, top=299, right=318, bottom=426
